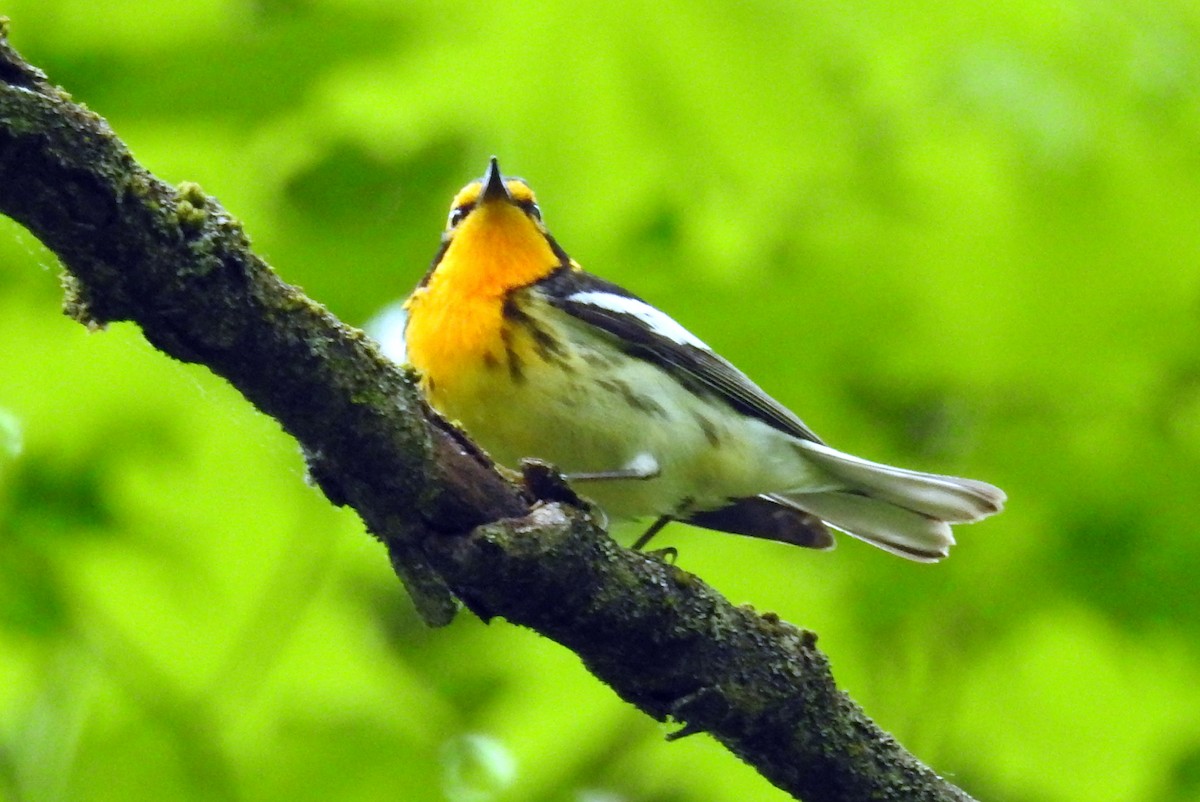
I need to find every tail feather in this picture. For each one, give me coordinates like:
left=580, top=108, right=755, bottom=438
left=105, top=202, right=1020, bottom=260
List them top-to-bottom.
left=795, top=440, right=1005, bottom=523
left=770, top=441, right=1005, bottom=561
left=773, top=491, right=954, bottom=562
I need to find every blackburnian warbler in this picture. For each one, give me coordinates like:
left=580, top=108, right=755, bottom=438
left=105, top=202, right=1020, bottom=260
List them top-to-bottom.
left=400, top=158, right=1004, bottom=560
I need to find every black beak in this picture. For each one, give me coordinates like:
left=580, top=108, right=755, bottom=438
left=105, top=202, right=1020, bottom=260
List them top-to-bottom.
left=480, top=156, right=510, bottom=203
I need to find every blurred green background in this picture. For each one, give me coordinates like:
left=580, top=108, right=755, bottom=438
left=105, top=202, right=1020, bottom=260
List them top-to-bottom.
left=2, top=1, right=1199, bottom=800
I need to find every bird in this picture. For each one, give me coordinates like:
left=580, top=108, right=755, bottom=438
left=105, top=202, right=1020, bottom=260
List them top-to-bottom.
left=400, top=158, right=1005, bottom=561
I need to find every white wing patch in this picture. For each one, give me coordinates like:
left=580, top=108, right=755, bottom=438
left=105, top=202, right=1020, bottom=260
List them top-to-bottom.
left=566, top=291, right=712, bottom=350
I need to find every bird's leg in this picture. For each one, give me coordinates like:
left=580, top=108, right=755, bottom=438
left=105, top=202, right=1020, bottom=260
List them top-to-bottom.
left=521, top=452, right=658, bottom=502
left=565, top=452, right=660, bottom=483
left=560, top=453, right=674, bottom=555
left=631, top=515, right=674, bottom=552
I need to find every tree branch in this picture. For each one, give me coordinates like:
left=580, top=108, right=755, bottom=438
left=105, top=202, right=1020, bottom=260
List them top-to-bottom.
left=0, top=19, right=977, bottom=802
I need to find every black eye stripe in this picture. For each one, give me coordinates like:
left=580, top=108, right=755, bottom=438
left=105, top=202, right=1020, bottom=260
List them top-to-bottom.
left=448, top=198, right=541, bottom=229
left=517, top=199, right=542, bottom=220
left=448, top=202, right=475, bottom=228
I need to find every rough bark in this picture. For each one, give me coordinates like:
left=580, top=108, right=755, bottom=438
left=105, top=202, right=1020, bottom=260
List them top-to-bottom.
left=0, top=19, right=978, bottom=802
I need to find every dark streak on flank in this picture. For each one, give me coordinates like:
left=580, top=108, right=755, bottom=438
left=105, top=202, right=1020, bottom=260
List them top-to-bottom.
left=502, top=293, right=570, bottom=369
left=501, top=294, right=532, bottom=325
left=500, top=325, right=524, bottom=383
left=529, top=326, right=568, bottom=366
left=580, top=350, right=617, bottom=370
left=482, top=352, right=500, bottom=370
left=599, top=378, right=668, bottom=418
left=560, top=382, right=582, bottom=407
left=695, top=414, right=721, bottom=447
left=673, top=496, right=696, bottom=518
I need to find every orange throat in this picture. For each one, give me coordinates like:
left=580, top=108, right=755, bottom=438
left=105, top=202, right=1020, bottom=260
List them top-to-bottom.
left=404, top=203, right=560, bottom=402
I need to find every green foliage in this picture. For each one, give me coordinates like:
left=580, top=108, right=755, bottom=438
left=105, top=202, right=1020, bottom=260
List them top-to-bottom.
left=3, top=1, right=1200, bottom=800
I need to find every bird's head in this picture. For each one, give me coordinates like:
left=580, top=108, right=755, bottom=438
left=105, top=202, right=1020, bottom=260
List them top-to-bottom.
left=431, top=157, right=567, bottom=298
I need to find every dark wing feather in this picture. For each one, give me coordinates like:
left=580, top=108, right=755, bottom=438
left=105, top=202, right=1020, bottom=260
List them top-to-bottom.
left=537, top=267, right=824, bottom=444
left=682, top=496, right=835, bottom=550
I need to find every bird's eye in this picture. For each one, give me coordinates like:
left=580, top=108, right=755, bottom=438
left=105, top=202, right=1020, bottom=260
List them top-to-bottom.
left=528, top=203, right=542, bottom=221
left=447, top=206, right=469, bottom=229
